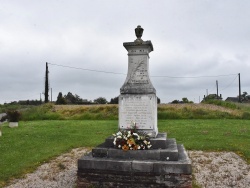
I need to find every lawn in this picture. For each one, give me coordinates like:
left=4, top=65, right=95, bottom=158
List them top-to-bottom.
left=0, top=119, right=249, bottom=187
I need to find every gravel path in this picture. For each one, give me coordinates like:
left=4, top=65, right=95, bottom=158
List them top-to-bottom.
left=5, top=148, right=250, bottom=188
left=189, top=151, right=250, bottom=188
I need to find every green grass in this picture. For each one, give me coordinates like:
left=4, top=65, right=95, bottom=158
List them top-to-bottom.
left=202, top=99, right=239, bottom=109
left=18, top=103, right=249, bottom=121
left=20, top=104, right=119, bottom=121
left=0, top=119, right=250, bottom=187
left=159, top=119, right=250, bottom=163
left=0, top=120, right=117, bottom=187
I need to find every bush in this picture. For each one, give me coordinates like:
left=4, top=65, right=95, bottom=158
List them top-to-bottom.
left=202, top=100, right=238, bottom=109
left=7, top=110, right=21, bottom=122
left=242, top=112, right=250, bottom=120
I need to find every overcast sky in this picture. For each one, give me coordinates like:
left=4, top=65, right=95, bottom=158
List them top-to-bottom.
left=1, top=0, right=250, bottom=104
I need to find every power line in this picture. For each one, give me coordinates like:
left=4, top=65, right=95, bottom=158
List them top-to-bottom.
left=48, top=62, right=238, bottom=79
left=48, top=63, right=126, bottom=75
left=151, top=74, right=237, bottom=78
left=220, top=75, right=238, bottom=91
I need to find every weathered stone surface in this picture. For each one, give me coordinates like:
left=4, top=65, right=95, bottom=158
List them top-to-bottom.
left=119, top=28, right=158, bottom=137
left=120, top=40, right=155, bottom=94
left=119, top=94, right=158, bottom=137
left=92, top=135, right=179, bottom=161
left=77, top=144, right=192, bottom=187
left=78, top=145, right=192, bottom=174
left=77, top=170, right=192, bottom=188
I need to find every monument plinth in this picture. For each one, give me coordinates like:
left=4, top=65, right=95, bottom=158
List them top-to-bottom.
left=119, top=25, right=158, bottom=137
left=77, top=26, right=192, bottom=188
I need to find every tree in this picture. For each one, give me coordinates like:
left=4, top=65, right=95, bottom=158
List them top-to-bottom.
left=241, top=91, right=250, bottom=102
left=56, top=92, right=66, bottom=104
left=64, top=92, right=76, bottom=104
left=64, top=92, right=86, bottom=104
left=110, top=96, right=119, bottom=104
left=94, top=97, right=108, bottom=104
left=157, top=97, right=161, bottom=104
left=171, top=98, right=193, bottom=104
left=182, top=98, right=189, bottom=103
left=171, top=100, right=179, bottom=104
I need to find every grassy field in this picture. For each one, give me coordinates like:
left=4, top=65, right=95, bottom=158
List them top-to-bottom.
left=0, top=119, right=249, bottom=187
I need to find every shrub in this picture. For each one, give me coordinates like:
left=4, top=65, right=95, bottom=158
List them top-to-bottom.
left=202, top=100, right=238, bottom=109
left=7, top=110, right=21, bottom=122
left=242, top=112, right=250, bottom=120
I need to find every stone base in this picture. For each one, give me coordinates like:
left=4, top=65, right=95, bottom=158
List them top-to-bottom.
left=9, top=122, right=18, bottom=128
left=77, top=133, right=192, bottom=188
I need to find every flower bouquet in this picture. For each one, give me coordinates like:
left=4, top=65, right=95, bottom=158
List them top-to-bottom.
left=113, top=121, right=152, bottom=151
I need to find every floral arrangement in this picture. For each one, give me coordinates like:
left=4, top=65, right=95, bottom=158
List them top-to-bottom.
left=113, top=121, right=152, bottom=151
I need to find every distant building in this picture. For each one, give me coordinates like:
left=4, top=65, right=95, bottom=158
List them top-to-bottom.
left=225, top=97, right=239, bottom=103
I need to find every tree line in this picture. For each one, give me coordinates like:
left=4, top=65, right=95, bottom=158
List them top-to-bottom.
left=56, top=92, right=161, bottom=105
left=56, top=92, right=117, bottom=105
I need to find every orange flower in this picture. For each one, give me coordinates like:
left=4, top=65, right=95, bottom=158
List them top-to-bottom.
left=127, top=138, right=135, bottom=145
left=122, top=144, right=129, bottom=151
left=133, top=145, right=138, bottom=150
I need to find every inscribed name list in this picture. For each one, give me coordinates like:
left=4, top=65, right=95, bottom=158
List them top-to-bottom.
left=119, top=94, right=157, bottom=130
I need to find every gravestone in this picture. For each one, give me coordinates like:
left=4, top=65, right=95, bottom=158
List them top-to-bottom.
left=119, top=25, right=157, bottom=137
left=77, top=26, right=192, bottom=188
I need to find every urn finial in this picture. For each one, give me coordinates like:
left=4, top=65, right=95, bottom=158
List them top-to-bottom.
left=134, top=25, right=144, bottom=43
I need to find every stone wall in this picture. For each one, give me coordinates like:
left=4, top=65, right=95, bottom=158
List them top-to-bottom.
left=77, top=169, right=192, bottom=188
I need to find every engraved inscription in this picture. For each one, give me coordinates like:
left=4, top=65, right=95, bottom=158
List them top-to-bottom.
left=128, top=57, right=149, bottom=84
left=119, top=95, right=155, bottom=129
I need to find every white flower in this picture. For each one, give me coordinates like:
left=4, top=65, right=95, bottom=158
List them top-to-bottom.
left=117, top=131, right=122, bottom=136
left=133, top=133, right=139, bottom=137
left=113, top=134, right=116, bottom=137
left=117, top=136, right=122, bottom=139
left=113, top=138, right=117, bottom=145
left=143, top=140, right=148, bottom=145
left=148, top=141, right=151, bottom=145
left=129, top=144, right=131, bottom=147
left=118, top=145, right=121, bottom=148
left=147, top=145, right=152, bottom=149
left=137, top=146, right=141, bottom=150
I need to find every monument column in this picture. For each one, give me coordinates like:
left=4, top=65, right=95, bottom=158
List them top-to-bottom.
left=77, top=25, right=192, bottom=188
left=119, top=25, right=158, bottom=137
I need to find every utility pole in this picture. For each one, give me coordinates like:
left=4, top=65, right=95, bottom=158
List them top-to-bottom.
left=45, top=62, right=49, bottom=103
left=238, top=73, right=241, bottom=103
left=216, top=80, right=218, bottom=99
left=51, top=88, right=52, bottom=102
left=206, top=89, right=208, bottom=96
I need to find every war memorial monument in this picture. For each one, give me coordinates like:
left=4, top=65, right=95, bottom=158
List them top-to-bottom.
left=77, top=26, right=192, bottom=187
